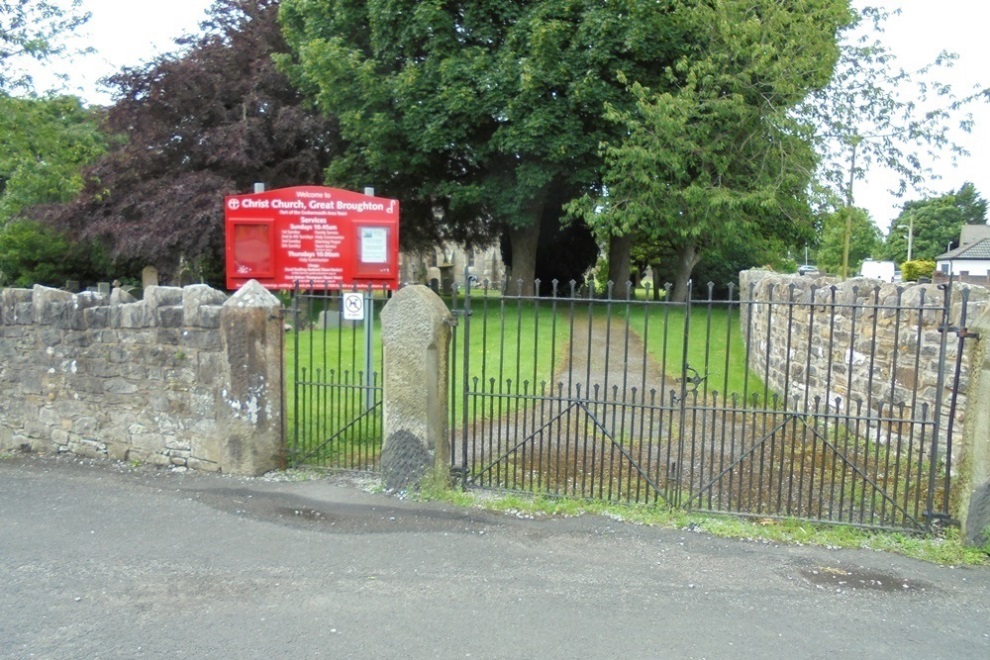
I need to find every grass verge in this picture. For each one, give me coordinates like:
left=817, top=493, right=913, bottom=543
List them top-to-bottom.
left=415, top=483, right=990, bottom=566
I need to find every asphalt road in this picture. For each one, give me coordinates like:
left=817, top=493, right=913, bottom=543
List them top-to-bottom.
left=1, top=453, right=988, bottom=659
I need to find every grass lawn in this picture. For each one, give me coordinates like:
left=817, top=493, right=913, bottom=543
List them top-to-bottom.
left=284, top=291, right=767, bottom=467
left=285, top=296, right=385, bottom=468
left=621, top=301, right=765, bottom=403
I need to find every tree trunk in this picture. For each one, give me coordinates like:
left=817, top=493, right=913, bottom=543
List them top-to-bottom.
left=507, top=220, right=541, bottom=296
left=606, top=234, right=633, bottom=299
left=671, top=243, right=701, bottom=303
left=651, top=262, right=663, bottom=301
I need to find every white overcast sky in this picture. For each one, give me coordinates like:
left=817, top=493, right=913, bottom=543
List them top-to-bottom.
left=33, top=0, right=990, bottom=233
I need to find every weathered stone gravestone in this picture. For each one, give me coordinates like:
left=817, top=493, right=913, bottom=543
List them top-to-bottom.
left=142, top=266, right=159, bottom=289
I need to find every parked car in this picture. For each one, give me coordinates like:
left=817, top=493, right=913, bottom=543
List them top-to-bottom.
left=798, top=264, right=820, bottom=276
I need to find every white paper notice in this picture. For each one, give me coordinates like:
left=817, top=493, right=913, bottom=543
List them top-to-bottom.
left=360, top=227, right=388, bottom=264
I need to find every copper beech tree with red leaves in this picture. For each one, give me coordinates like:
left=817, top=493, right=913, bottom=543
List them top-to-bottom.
left=39, top=0, right=338, bottom=286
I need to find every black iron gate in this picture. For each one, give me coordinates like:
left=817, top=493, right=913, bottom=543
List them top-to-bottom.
left=450, top=277, right=975, bottom=533
left=287, top=284, right=386, bottom=469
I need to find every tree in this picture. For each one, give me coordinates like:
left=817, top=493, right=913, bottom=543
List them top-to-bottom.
left=1, top=0, right=90, bottom=94
left=37, top=0, right=339, bottom=286
left=279, top=0, right=695, bottom=288
left=570, top=0, right=849, bottom=301
left=802, top=7, right=989, bottom=216
left=0, top=94, right=106, bottom=221
left=0, top=94, right=107, bottom=286
left=955, top=182, right=988, bottom=226
left=881, top=183, right=986, bottom=263
left=815, top=206, right=880, bottom=275
left=0, top=218, right=110, bottom=287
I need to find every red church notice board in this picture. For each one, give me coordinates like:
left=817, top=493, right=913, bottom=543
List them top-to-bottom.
left=224, top=186, right=399, bottom=291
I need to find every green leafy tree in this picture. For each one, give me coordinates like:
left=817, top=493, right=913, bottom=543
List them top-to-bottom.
left=1, top=0, right=91, bottom=94
left=279, top=0, right=694, bottom=288
left=570, top=0, right=849, bottom=301
left=0, top=94, right=106, bottom=221
left=0, top=94, right=107, bottom=286
left=955, top=182, right=988, bottom=225
left=881, top=186, right=982, bottom=263
left=815, top=206, right=880, bottom=275
left=0, top=218, right=109, bottom=287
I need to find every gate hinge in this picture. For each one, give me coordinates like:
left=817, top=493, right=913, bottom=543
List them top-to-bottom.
left=444, top=315, right=459, bottom=328
left=940, top=325, right=980, bottom=340
left=923, top=511, right=959, bottom=530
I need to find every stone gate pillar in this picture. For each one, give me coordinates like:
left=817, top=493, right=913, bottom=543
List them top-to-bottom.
left=218, top=281, right=285, bottom=475
left=379, top=285, right=452, bottom=490
left=961, top=305, right=990, bottom=546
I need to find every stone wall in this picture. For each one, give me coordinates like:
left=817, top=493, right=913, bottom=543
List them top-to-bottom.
left=739, top=269, right=988, bottom=448
left=0, top=281, right=283, bottom=475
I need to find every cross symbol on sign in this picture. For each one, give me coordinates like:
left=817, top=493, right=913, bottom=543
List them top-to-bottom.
left=343, top=292, right=365, bottom=320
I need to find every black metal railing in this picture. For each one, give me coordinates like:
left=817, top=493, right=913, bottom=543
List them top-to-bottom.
left=451, top=276, right=975, bottom=532
left=288, top=282, right=387, bottom=470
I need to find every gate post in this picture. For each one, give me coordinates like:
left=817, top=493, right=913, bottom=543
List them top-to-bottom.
left=218, top=280, right=285, bottom=475
left=379, top=285, right=452, bottom=490
left=960, top=305, right=990, bottom=546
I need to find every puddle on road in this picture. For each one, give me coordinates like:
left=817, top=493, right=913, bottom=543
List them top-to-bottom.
left=276, top=505, right=335, bottom=522
left=798, top=565, right=932, bottom=593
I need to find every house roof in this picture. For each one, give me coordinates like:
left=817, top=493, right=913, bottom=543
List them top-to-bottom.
left=936, top=237, right=990, bottom=261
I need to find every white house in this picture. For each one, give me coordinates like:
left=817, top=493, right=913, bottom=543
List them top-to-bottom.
left=935, top=225, right=990, bottom=277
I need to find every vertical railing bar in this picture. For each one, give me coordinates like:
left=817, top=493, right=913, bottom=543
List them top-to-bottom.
left=462, top=274, right=472, bottom=487
left=585, top=279, right=594, bottom=396
left=549, top=281, right=560, bottom=494
left=675, top=281, right=693, bottom=508
left=926, top=281, right=953, bottom=525
left=602, top=282, right=615, bottom=464
left=621, top=282, right=634, bottom=501
left=702, top=282, right=715, bottom=402
left=698, top=283, right=714, bottom=508
left=291, top=284, right=301, bottom=466
left=741, top=284, right=757, bottom=513
left=781, top=284, right=797, bottom=514
left=718, top=285, right=736, bottom=511
left=865, top=285, right=881, bottom=449
left=757, top=286, right=775, bottom=514
left=825, top=286, right=842, bottom=521
left=846, top=286, right=862, bottom=523
left=941, top=287, right=970, bottom=516
left=906, top=289, right=926, bottom=522
left=496, top=290, right=509, bottom=488
left=641, top=297, right=656, bottom=503
left=495, top=377, right=504, bottom=488
left=537, top=381, right=547, bottom=493
left=555, top=382, right=565, bottom=496
left=580, top=383, right=590, bottom=497
left=591, top=384, right=602, bottom=498
left=610, top=385, right=620, bottom=501
left=721, top=393, right=735, bottom=511
left=853, top=399, right=868, bottom=525
left=866, top=402, right=890, bottom=524
left=891, top=402, right=907, bottom=526
left=915, top=403, right=931, bottom=523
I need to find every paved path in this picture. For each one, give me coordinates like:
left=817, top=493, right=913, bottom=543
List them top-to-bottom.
left=1, top=453, right=988, bottom=659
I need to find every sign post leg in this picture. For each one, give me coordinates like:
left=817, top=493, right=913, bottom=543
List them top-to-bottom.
left=364, top=291, right=375, bottom=412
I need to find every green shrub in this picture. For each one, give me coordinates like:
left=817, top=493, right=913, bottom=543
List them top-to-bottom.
left=900, top=259, right=936, bottom=282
